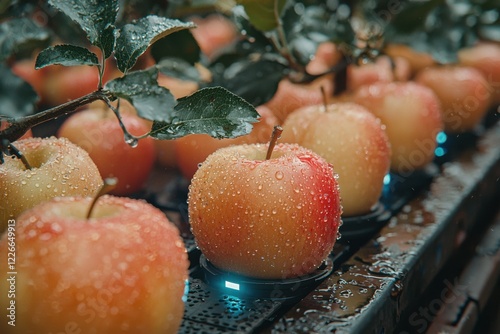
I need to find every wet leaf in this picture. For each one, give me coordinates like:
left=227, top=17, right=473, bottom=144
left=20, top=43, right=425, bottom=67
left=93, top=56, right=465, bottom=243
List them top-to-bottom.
left=48, top=0, right=118, bottom=57
left=236, top=0, right=288, bottom=31
left=383, top=0, right=498, bottom=63
left=387, top=0, right=442, bottom=34
left=282, top=3, right=354, bottom=66
left=114, top=15, right=196, bottom=73
left=0, top=18, right=50, bottom=61
left=479, top=24, right=500, bottom=42
left=151, top=29, right=201, bottom=65
left=35, top=44, right=99, bottom=69
left=156, top=58, right=201, bottom=82
left=213, top=58, right=287, bottom=106
left=0, top=64, right=38, bottom=117
left=105, top=67, right=176, bottom=122
left=150, top=86, right=260, bottom=140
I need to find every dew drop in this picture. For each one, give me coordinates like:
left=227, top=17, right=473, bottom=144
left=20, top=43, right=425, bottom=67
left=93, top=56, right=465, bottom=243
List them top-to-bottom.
left=124, top=134, right=138, bottom=148
left=275, top=171, right=284, bottom=180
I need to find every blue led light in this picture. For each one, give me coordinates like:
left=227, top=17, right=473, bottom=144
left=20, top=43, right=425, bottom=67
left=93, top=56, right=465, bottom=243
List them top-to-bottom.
left=436, top=131, right=447, bottom=144
left=434, top=147, right=446, bottom=157
left=383, top=173, right=391, bottom=185
left=225, top=281, right=240, bottom=291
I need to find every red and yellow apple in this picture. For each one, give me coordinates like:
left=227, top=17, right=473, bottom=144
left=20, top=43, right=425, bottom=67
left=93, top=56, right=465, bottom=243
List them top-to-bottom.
left=189, top=13, right=238, bottom=58
left=264, top=42, right=341, bottom=124
left=458, top=42, right=500, bottom=105
left=384, top=43, right=436, bottom=76
left=347, top=55, right=411, bottom=92
left=11, top=57, right=48, bottom=102
left=42, top=65, right=100, bottom=106
left=416, top=65, right=493, bottom=133
left=350, top=81, right=443, bottom=174
left=280, top=102, right=391, bottom=216
left=174, top=105, right=278, bottom=179
left=58, top=107, right=156, bottom=196
left=0, top=137, right=103, bottom=232
left=188, top=142, right=342, bottom=279
left=0, top=195, right=188, bottom=334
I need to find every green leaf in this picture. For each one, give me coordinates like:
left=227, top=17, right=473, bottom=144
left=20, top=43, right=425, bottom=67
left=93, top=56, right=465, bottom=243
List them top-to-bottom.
left=48, top=0, right=118, bottom=57
left=236, top=0, right=288, bottom=32
left=387, top=0, right=444, bottom=34
left=385, top=1, right=484, bottom=64
left=281, top=3, right=354, bottom=66
left=114, top=15, right=196, bottom=73
left=0, top=18, right=50, bottom=61
left=479, top=24, right=500, bottom=42
left=151, top=29, right=201, bottom=65
left=35, top=45, right=99, bottom=69
left=156, top=58, right=201, bottom=82
left=213, top=58, right=287, bottom=106
left=0, top=64, right=38, bottom=118
left=105, top=68, right=176, bottom=122
left=150, top=86, right=260, bottom=140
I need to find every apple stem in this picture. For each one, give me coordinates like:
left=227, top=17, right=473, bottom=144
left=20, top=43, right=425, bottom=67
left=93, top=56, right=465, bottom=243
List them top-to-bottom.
left=321, top=86, right=328, bottom=111
left=266, top=125, right=283, bottom=160
left=0, top=139, right=32, bottom=169
left=86, top=177, right=118, bottom=219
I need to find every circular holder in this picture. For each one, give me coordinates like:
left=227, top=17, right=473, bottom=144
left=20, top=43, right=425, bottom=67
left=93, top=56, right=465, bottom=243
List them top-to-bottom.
left=338, top=202, right=392, bottom=242
left=200, top=255, right=333, bottom=300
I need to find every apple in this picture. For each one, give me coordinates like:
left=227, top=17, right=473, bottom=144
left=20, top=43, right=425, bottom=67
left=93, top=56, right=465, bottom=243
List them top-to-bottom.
left=189, top=13, right=238, bottom=58
left=264, top=42, right=341, bottom=124
left=458, top=42, right=500, bottom=105
left=383, top=43, right=436, bottom=76
left=41, top=55, right=119, bottom=107
left=346, top=55, right=411, bottom=92
left=11, top=57, right=48, bottom=103
left=42, top=65, right=100, bottom=106
left=415, top=65, right=492, bottom=133
left=265, top=75, right=335, bottom=124
left=350, top=81, right=443, bottom=174
left=280, top=102, right=391, bottom=216
left=174, top=105, right=279, bottom=179
left=58, top=107, right=156, bottom=196
left=0, top=136, right=103, bottom=232
left=155, top=138, right=178, bottom=170
left=188, top=142, right=342, bottom=279
left=0, top=195, right=188, bottom=333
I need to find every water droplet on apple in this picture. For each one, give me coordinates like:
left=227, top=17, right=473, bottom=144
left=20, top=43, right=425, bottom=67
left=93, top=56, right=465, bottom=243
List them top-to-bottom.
left=124, top=134, right=138, bottom=148
left=275, top=171, right=284, bottom=180
left=39, top=233, right=52, bottom=240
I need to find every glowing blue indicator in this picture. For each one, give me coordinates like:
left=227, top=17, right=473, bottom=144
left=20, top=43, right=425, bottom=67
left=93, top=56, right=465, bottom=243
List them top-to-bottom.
left=436, top=131, right=447, bottom=144
left=434, top=147, right=446, bottom=157
left=383, top=174, right=391, bottom=185
left=225, top=281, right=240, bottom=291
